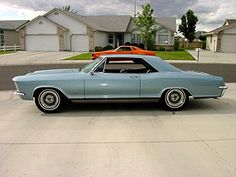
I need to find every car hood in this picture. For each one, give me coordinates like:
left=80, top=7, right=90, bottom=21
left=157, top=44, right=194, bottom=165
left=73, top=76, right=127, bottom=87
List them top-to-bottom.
left=27, top=69, right=81, bottom=75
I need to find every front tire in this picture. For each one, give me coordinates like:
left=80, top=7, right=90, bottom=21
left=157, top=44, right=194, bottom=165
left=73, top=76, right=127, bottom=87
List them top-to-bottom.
left=162, top=88, right=188, bottom=111
left=35, top=89, right=63, bottom=113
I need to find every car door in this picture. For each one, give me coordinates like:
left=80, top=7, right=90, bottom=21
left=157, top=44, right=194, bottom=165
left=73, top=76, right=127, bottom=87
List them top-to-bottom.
left=85, top=72, right=140, bottom=99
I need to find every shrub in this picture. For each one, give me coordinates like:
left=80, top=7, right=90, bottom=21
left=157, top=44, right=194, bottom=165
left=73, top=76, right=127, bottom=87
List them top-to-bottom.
left=174, top=39, right=179, bottom=51
left=202, top=41, right=206, bottom=49
left=125, top=42, right=131, bottom=45
left=103, top=45, right=113, bottom=51
left=95, top=46, right=104, bottom=52
left=159, top=46, right=166, bottom=51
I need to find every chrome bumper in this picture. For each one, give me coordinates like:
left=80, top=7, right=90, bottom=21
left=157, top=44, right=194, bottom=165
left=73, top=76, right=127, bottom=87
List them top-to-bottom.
left=219, top=86, right=228, bottom=97
left=14, top=91, right=25, bottom=96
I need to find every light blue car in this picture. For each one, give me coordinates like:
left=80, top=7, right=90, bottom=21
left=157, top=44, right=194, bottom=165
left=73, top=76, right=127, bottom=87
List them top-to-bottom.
left=13, top=55, right=227, bottom=113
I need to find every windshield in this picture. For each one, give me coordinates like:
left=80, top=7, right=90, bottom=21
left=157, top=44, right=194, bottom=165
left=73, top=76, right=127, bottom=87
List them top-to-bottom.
left=81, top=57, right=103, bottom=73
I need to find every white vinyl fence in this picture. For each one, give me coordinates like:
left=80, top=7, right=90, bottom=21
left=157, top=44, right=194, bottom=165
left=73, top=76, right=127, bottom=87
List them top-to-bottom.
left=0, top=44, right=21, bottom=51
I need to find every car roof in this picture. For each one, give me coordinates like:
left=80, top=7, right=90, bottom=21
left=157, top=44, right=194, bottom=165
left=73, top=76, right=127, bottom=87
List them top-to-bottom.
left=100, top=54, right=181, bottom=72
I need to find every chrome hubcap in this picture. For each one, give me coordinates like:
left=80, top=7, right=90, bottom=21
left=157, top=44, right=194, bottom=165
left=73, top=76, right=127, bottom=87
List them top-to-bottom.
left=38, top=89, right=60, bottom=111
left=165, top=89, right=186, bottom=109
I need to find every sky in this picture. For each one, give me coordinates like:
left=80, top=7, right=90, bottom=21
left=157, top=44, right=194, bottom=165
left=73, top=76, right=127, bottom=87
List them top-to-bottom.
left=0, top=0, right=235, bottom=32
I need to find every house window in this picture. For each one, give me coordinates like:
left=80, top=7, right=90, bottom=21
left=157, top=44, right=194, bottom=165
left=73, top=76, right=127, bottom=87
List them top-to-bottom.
left=0, top=30, right=4, bottom=46
left=131, top=33, right=143, bottom=44
left=108, top=34, right=113, bottom=44
left=158, top=35, right=168, bottom=44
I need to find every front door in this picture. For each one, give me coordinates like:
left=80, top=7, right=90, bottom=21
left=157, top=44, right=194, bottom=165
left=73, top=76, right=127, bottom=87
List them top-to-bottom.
left=115, top=33, right=124, bottom=47
left=85, top=73, right=140, bottom=99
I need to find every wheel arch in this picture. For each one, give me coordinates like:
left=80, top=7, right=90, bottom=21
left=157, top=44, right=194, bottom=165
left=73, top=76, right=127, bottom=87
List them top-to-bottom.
left=33, top=86, right=68, bottom=99
left=160, top=87, right=192, bottom=98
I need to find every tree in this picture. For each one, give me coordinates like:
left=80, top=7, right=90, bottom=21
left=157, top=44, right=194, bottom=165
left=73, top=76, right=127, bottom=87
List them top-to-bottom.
left=134, top=4, right=157, bottom=49
left=61, top=5, right=78, bottom=14
left=178, top=9, right=198, bottom=42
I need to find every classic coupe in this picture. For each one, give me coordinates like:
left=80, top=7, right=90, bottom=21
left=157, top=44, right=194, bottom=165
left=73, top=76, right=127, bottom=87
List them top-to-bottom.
left=92, top=45, right=156, bottom=59
left=13, top=55, right=227, bottom=113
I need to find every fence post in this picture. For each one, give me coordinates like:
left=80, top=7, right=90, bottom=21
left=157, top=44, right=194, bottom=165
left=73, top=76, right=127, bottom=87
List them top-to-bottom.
left=14, top=44, right=16, bottom=51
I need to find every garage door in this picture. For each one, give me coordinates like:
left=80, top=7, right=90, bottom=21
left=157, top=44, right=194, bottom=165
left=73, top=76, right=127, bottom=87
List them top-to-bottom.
left=26, top=35, right=59, bottom=51
left=71, top=35, right=89, bottom=52
left=221, top=35, right=236, bottom=53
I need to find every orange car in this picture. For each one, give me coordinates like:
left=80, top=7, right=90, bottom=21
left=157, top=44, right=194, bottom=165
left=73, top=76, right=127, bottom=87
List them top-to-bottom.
left=92, top=45, right=156, bottom=60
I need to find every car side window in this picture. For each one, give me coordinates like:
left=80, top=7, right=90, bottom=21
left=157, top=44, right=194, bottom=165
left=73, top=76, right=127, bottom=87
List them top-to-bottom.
left=103, top=58, right=157, bottom=74
left=94, top=61, right=105, bottom=72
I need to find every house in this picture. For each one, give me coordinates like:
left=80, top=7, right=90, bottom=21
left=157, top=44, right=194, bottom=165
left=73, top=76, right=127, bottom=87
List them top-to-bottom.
left=17, top=8, right=176, bottom=52
left=205, top=19, right=236, bottom=53
left=0, top=20, right=28, bottom=46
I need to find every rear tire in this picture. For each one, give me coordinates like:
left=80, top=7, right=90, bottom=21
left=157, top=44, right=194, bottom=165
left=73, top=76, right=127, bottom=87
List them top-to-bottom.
left=162, top=88, right=188, bottom=111
left=35, top=89, right=64, bottom=113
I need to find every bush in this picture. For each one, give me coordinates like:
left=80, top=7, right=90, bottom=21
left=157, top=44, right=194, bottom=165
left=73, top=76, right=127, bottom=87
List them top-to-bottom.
left=174, top=39, right=179, bottom=51
left=202, top=41, right=206, bottom=49
left=125, top=42, right=131, bottom=45
left=138, top=43, right=145, bottom=49
left=103, top=45, right=113, bottom=51
left=95, top=46, right=104, bottom=52
left=159, top=46, right=166, bottom=51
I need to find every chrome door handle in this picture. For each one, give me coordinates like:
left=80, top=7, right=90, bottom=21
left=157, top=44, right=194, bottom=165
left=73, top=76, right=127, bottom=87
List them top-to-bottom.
left=129, top=75, right=138, bottom=79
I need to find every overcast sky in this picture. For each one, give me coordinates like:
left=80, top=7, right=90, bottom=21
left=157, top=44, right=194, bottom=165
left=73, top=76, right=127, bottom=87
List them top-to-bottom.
left=0, top=0, right=235, bottom=32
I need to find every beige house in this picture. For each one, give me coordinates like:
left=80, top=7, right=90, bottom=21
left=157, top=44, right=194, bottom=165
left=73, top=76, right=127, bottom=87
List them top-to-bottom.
left=17, top=8, right=176, bottom=52
left=206, top=19, right=236, bottom=53
left=0, top=20, right=28, bottom=46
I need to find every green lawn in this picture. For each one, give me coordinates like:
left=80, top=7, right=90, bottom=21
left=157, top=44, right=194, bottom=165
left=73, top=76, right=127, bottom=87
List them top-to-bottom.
left=64, top=50, right=195, bottom=61
left=155, top=50, right=195, bottom=60
left=0, top=51, right=15, bottom=55
left=64, top=53, right=92, bottom=60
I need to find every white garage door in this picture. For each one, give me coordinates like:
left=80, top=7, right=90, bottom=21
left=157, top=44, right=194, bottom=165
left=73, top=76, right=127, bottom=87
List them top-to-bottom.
left=26, top=35, right=59, bottom=51
left=71, top=35, right=89, bottom=52
left=221, top=35, right=236, bottom=53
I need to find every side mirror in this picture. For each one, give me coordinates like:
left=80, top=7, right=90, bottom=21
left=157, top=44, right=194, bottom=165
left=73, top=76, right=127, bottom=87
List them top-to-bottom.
left=90, top=71, right=95, bottom=76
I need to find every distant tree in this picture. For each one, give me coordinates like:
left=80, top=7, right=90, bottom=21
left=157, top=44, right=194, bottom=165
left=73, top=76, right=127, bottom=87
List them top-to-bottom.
left=134, top=4, right=157, bottom=49
left=61, top=5, right=78, bottom=14
left=178, top=9, right=198, bottom=42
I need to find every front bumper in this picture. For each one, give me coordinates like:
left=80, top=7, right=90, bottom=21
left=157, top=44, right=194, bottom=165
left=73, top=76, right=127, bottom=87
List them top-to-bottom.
left=219, top=86, right=228, bottom=97
left=14, top=91, right=25, bottom=96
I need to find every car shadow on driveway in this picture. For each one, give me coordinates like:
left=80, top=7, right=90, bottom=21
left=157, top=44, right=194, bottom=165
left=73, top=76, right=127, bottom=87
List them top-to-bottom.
left=41, top=98, right=236, bottom=118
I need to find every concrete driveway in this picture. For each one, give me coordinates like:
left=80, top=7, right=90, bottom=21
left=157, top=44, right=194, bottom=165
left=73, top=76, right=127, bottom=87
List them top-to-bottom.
left=0, top=51, right=82, bottom=65
left=0, top=83, right=235, bottom=177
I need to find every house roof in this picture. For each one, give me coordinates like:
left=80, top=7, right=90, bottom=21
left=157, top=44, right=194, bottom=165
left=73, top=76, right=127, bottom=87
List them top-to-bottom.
left=18, top=8, right=176, bottom=33
left=49, top=8, right=131, bottom=32
left=81, top=15, right=132, bottom=32
left=16, top=16, right=68, bottom=31
left=126, top=17, right=176, bottom=33
left=156, top=17, right=176, bottom=32
left=223, top=19, right=236, bottom=26
left=0, top=20, right=29, bottom=30
left=206, top=20, right=236, bottom=35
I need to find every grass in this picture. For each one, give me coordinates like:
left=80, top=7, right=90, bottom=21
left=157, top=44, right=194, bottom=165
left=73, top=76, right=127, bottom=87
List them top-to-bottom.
left=64, top=50, right=195, bottom=61
left=155, top=50, right=195, bottom=60
left=0, top=51, right=15, bottom=55
left=64, top=53, right=92, bottom=60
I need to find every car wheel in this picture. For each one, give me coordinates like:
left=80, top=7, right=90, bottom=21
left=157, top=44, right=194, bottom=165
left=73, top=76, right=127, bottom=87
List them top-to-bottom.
left=162, top=88, right=188, bottom=111
left=35, top=89, right=63, bottom=113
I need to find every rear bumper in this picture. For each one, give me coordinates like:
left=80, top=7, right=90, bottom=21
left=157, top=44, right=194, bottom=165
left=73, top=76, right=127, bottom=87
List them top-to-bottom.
left=219, top=86, right=228, bottom=97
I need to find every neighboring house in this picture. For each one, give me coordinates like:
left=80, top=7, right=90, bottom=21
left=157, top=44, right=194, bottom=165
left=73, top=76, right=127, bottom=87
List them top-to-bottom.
left=17, top=8, right=176, bottom=52
left=205, top=19, right=236, bottom=53
left=0, top=20, right=28, bottom=46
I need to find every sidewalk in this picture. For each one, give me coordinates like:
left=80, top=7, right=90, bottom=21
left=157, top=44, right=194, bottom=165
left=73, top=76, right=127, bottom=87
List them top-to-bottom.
left=0, top=50, right=235, bottom=66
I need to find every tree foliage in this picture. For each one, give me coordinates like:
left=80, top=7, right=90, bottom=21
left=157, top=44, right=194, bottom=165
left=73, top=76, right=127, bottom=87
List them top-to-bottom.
left=134, top=4, right=157, bottom=49
left=61, top=5, right=78, bottom=14
left=178, top=9, right=198, bottom=42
